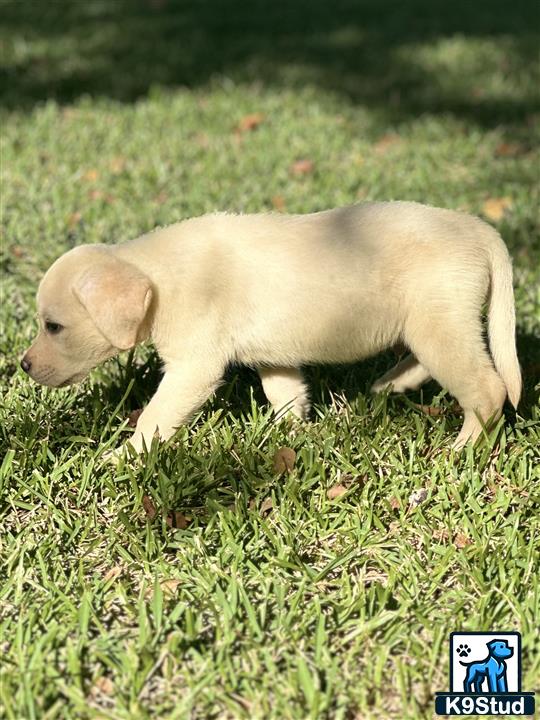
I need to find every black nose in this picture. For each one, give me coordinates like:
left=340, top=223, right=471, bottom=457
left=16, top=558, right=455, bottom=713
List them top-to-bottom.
left=20, top=357, right=32, bottom=373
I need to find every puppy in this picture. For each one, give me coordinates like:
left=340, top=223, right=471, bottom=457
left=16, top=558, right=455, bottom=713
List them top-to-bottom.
left=21, top=202, right=521, bottom=453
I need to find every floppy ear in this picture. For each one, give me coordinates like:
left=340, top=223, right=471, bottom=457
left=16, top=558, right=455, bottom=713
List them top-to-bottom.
left=73, top=256, right=153, bottom=350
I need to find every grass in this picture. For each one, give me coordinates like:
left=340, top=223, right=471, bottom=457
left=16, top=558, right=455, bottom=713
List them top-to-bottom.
left=1, top=1, right=539, bottom=718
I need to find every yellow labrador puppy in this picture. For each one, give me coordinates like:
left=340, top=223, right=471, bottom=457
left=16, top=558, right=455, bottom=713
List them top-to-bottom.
left=21, top=202, right=521, bottom=453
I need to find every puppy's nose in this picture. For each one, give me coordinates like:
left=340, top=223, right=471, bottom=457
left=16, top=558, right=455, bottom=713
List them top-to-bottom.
left=20, top=357, right=32, bottom=373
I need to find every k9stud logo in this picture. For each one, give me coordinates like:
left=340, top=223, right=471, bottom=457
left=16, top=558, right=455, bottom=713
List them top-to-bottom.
left=435, top=632, right=535, bottom=715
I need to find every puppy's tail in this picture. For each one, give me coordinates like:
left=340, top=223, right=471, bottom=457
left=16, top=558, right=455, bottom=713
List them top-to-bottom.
left=487, top=233, right=522, bottom=408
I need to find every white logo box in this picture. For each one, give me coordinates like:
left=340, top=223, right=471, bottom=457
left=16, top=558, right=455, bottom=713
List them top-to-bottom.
left=450, top=632, right=521, bottom=693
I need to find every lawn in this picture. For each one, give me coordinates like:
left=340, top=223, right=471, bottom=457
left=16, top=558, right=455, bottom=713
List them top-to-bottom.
left=1, top=1, right=539, bottom=718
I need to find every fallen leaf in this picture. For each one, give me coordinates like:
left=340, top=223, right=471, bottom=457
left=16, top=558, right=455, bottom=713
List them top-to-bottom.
left=236, top=112, right=265, bottom=133
left=374, top=133, right=401, bottom=154
left=494, top=142, right=526, bottom=158
left=290, top=159, right=315, bottom=176
left=82, top=168, right=99, bottom=182
left=88, top=189, right=104, bottom=201
left=271, top=195, right=286, bottom=211
left=482, top=197, right=513, bottom=222
left=11, top=245, right=24, bottom=258
left=414, top=404, right=444, bottom=417
left=127, top=408, right=143, bottom=428
left=273, top=447, right=296, bottom=474
left=327, top=484, right=347, bottom=499
left=408, top=488, right=428, bottom=507
left=142, top=495, right=157, bottom=520
left=389, top=496, right=400, bottom=510
left=259, top=497, right=274, bottom=515
left=166, top=511, right=190, bottom=529
left=433, top=528, right=449, bottom=542
left=454, top=532, right=472, bottom=548
left=103, top=566, right=123, bottom=582
left=161, top=579, right=181, bottom=595
left=92, top=676, right=114, bottom=695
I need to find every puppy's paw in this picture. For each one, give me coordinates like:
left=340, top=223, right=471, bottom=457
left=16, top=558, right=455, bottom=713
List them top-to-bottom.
left=371, top=379, right=393, bottom=395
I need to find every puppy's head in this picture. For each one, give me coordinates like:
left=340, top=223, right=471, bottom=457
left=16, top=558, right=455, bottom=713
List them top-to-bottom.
left=21, top=245, right=153, bottom=387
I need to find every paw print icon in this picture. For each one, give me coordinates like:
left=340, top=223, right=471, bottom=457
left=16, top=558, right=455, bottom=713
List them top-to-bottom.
left=456, top=644, right=471, bottom=658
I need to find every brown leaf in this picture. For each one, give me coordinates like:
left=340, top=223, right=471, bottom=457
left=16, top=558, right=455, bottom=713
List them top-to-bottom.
left=236, top=112, right=265, bottom=133
left=374, top=133, right=401, bottom=154
left=494, top=142, right=526, bottom=158
left=290, top=159, right=315, bottom=176
left=82, top=168, right=99, bottom=182
left=88, top=189, right=104, bottom=201
left=271, top=195, right=286, bottom=211
left=482, top=197, right=513, bottom=222
left=11, top=245, right=24, bottom=258
left=414, top=404, right=444, bottom=417
left=127, top=408, right=143, bottom=428
left=273, top=447, right=296, bottom=474
left=327, top=484, right=347, bottom=499
left=142, top=495, right=157, bottom=520
left=389, top=496, right=400, bottom=510
left=259, top=497, right=274, bottom=515
left=166, top=511, right=190, bottom=529
left=433, top=528, right=449, bottom=542
left=454, top=532, right=472, bottom=548
left=103, top=566, right=123, bottom=582
left=161, top=579, right=181, bottom=595
left=92, top=676, right=114, bottom=696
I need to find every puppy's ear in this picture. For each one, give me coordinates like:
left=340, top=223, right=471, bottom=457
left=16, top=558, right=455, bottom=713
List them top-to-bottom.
left=74, top=256, right=153, bottom=350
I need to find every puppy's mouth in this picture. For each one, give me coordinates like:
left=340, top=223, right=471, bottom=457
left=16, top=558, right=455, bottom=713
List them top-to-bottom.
left=31, top=371, right=87, bottom=388
left=57, top=372, right=87, bottom=387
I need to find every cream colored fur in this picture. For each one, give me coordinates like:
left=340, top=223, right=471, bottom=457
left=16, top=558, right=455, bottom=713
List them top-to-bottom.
left=22, top=202, right=521, bottom=452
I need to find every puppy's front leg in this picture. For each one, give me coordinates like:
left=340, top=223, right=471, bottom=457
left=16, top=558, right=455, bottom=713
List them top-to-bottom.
left=126, top=358, right=224, bottom=454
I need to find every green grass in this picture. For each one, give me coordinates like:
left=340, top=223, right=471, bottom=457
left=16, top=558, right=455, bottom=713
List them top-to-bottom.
left=1, top=1, right=539, bottom=718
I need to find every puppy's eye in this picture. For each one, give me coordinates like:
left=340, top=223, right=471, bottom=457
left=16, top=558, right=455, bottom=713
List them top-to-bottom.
left=45, top=321, right=63, bottom=335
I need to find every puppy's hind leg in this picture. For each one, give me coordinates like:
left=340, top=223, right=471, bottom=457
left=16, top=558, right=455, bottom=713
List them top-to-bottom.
left=405, top=318, right=506, bottom=450
left=371, top=354, right=432, bottom=394
left=258, top=366, right=310, bottom=420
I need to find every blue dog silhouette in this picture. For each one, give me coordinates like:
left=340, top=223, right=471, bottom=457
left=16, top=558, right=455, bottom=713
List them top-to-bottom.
left=460, top=639, right=513, bottom=693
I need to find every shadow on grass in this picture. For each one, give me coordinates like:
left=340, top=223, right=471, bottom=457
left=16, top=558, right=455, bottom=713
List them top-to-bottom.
left=1, top=0, right=538, bottom=129
left=77, top=328, right=538, bottom=441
